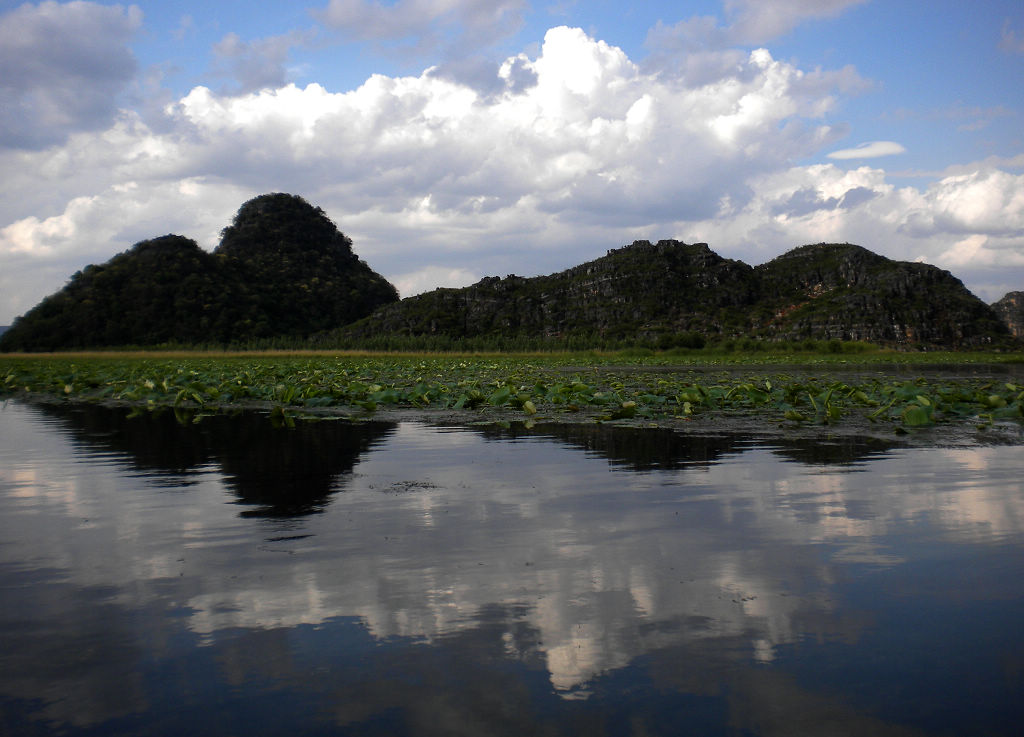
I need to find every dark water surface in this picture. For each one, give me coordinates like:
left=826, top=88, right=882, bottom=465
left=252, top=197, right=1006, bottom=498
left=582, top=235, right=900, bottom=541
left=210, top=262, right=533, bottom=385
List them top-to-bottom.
left=1, top=400, right=1022, bottom=736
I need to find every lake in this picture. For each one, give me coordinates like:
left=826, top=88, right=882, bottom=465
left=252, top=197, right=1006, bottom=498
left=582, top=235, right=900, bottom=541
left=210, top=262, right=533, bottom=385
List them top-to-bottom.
left=1, top=399, right=1022, bottom=736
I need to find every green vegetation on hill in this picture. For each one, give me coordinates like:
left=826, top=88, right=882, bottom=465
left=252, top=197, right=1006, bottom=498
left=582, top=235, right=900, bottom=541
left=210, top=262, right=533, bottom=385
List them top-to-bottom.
left=0, top=194, right=398, bottom=352
left=217, top=194, right=398, bottom=338
left=1, top=195, right=1019, bottom=353
left=0, top=235, right=233, bottom=351
left=333, top=241, right=1015, bottom=351
left=753, top=243, right=1010, bottom=346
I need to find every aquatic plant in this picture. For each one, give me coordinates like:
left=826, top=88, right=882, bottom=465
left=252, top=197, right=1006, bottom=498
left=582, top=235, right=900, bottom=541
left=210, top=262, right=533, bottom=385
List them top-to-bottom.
left=2, top=353, right=1022, bottom=433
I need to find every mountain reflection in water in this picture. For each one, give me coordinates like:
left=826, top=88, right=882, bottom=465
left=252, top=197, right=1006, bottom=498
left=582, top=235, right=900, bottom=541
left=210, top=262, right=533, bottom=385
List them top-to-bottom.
left=1, top=400, right=1022, bottom=736
left=26, top=402, right=397, bottom=516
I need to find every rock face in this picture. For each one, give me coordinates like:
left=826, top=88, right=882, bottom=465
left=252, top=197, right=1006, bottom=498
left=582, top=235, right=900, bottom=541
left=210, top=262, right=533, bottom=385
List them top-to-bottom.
left=0, top=194, right=399, bottom=351
left=341, top=241, right=1013, bottom=349
left=348, top=241, right=754, bottom=345
left=753, top=243, right=1008, bottom=346
left=992, top=292, right=1024, bottom=339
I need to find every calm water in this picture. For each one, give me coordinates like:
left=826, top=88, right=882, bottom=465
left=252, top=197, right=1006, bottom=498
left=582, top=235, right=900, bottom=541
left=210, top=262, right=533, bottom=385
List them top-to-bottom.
left=1, top=400, right=1022, bottom=736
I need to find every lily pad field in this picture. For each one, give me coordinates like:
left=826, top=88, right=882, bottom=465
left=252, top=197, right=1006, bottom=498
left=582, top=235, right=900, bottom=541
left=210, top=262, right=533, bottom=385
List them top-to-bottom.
left=2, top=350, right=1023, bottom=435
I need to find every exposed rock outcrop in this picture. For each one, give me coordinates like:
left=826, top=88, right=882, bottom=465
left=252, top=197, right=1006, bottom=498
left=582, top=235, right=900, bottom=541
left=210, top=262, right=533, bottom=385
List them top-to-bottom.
left=754, top=243, right=1008, bottom=345
left=992, top=292, right=1024, bottom=339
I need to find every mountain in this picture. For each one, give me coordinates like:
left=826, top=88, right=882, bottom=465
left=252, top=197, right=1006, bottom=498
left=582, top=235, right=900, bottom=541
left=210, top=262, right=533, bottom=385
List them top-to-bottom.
left=216, top=193, right=398, bottom=338
left=0, top=194, right=399, bottom=351
left=3, top=217, right=1015, bottom=352
left=0, top=235, right=231, bottom=351
left=336, top=240, right=1013, bottom=349
left=752, top=243, right=1009, bottom=346
left=992, top=292, right=1024, bottom=339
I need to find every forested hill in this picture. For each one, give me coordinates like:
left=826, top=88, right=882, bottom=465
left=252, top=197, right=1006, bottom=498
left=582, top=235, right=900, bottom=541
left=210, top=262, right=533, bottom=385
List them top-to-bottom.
left=0, top=194, right=398, bottom=351
left=2, top=199, right=1017, bottom=351
left=335, top=240, right=1013, bottom=350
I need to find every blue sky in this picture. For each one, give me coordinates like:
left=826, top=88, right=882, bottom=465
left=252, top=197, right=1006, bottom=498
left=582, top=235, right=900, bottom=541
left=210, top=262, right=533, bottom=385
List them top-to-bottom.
left=1, top=0, right=1023, bottom=324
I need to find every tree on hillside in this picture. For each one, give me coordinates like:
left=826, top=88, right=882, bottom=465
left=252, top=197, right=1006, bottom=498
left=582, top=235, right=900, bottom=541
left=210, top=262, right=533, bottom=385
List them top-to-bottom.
left=216, top=193, right=398, bottom=338
left=0, top=194, right=401, bottom=351
left=0, top=235, right=232, bottom=351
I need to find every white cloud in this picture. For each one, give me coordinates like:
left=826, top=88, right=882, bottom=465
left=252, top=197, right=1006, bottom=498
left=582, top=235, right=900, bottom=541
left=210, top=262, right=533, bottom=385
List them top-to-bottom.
left=314, top=0, right=531, bottom=92
left=0, top=1, right=142, bottom=150
left=171, top=14, right=195, bottom=42
left=2, top=24, right=1023, bottom=321
left=158, top=28, right=847, bottom=229
left=827, top=141, right=906, bottom=160
left=677, top=162, right=1024, bottom=302
left=911, top=169, right=1024, bottom=237
left=0, top=175, right=253, bottom=318
left=940, top=234, right=992, bottom=268
left=392, top=265, right=480, bottom=297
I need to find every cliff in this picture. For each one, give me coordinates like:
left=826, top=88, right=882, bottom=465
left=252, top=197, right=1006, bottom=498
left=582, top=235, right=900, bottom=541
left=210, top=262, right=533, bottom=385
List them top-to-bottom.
left=754, top=244, right=1009, bottom=345
left=992, top=292, right=1024, bottom=339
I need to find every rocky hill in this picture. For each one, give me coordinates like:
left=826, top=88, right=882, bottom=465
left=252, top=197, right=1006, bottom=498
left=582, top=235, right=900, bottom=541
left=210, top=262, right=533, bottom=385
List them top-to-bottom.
left=0, top=194, right=398, bottom=351
left=3, top=202, right=1016, bottom=351
left=338, top=241, right=1013, bottom=349
left=341, top=241, right=755, bottom=346
left=753, top=244, right=1008, bottom=346
left=992, top=292, right=1024, bottom=339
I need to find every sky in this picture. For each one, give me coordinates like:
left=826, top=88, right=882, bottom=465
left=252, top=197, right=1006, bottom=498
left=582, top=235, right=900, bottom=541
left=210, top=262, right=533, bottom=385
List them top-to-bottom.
left=1, top=0, right=1023, bottom=325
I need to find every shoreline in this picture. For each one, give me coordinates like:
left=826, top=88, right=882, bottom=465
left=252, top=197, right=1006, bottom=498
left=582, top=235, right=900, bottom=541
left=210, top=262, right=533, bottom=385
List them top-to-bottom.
left=7, top=392, right=1022, bottom=450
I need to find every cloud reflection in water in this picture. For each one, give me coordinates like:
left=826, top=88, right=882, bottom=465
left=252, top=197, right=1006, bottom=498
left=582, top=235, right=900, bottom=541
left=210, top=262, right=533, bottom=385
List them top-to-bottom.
left=0, top=400, right=1022, bottom=735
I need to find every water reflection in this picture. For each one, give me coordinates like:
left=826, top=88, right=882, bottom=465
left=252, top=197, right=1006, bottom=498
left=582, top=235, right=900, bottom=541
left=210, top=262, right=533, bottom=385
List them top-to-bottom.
left=1, top=400, right=1022, bottom=736
left=28, top=402, right=396, bottom=516
left=476, top=422, right=902, bottom=470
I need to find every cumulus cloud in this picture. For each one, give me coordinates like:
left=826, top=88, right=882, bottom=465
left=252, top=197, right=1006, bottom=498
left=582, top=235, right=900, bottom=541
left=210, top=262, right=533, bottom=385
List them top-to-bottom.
left=0, top=1, right=142, bottom=150
left=2, top=23, right=1023, bottom=321
left=159, top=28, right=850, bottom=230
left=827, top=141, right=906, bottom=160
left=681, top=162, right=1024, bottom=302
left=908, top=169, right=1024, bottom=237
left=0, top=171, right=254, bottom=318
left=0, top=177, right=251, bottom=259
